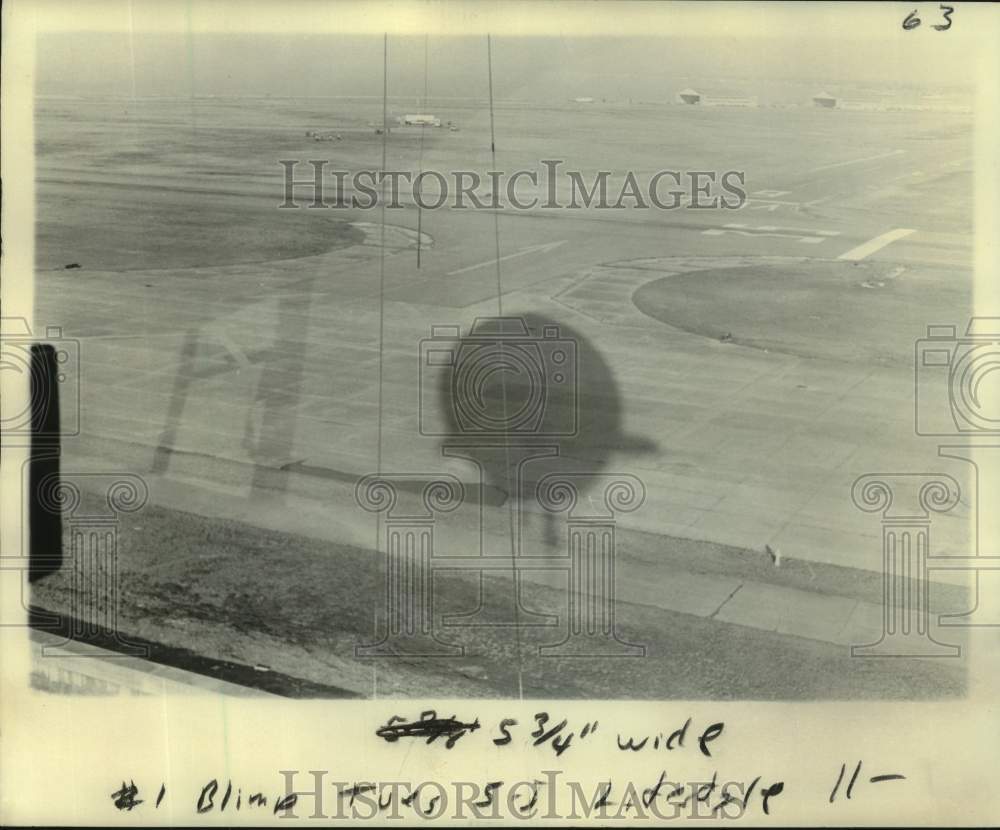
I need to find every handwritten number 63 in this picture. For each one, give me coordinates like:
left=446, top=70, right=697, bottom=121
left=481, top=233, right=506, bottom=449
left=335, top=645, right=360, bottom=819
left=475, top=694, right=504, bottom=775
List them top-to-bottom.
left=904, top=5, right=954, bottom=31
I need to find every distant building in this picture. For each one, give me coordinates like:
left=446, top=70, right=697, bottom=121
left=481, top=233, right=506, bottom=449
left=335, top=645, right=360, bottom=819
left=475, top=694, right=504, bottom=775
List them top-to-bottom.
left=677, top=88, right=701, bottom=105
left=813, top=91, right=837, bottom=108
left=571, top=97, right=595, bottom=103
left=400, top=114, right=441, bottom=127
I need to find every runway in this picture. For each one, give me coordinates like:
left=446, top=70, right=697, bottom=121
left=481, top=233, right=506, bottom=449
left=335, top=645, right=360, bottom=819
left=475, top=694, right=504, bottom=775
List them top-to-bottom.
left=30, top=95, right=977, bottom=697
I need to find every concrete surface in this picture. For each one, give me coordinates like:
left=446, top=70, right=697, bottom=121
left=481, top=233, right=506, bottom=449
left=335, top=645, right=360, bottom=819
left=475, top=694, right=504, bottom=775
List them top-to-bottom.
left=28, top=96, right=978, bottom=697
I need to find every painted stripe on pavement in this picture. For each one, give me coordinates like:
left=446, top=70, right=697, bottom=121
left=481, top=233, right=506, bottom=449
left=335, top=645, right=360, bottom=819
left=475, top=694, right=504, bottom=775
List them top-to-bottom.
left=811, top=149, right=905, bottom=172
left=837, top=228, right=916, bottom=261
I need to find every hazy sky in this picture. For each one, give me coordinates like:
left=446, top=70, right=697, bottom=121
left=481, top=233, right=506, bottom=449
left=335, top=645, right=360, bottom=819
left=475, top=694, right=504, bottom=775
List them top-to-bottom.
left=36, top=33, right=976, bottom=100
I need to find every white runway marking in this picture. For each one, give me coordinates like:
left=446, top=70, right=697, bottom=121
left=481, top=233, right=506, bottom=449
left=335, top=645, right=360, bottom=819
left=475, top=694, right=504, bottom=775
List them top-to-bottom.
left=810, top=149, right=905, bottom=172
left=745, top=198, right=800, bottom=210
left=702, top=223, right=839, bottom=243
left=755, top=225, right=839, bottom=236
left=837, top=228, right=916, bottom=261
left=447, top=240, right=566, bottom=275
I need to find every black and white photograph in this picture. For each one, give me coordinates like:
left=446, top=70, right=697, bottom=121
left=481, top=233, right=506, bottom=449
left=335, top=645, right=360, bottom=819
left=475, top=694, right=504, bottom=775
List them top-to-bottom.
left=2, top=1, right=999, bottom=825
left=12, top=3, right=992, bottom=698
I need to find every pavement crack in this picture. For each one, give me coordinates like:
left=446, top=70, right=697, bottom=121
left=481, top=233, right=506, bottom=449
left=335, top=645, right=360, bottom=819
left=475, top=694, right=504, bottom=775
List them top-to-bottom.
left=709, top=582, right=744, bottom=620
